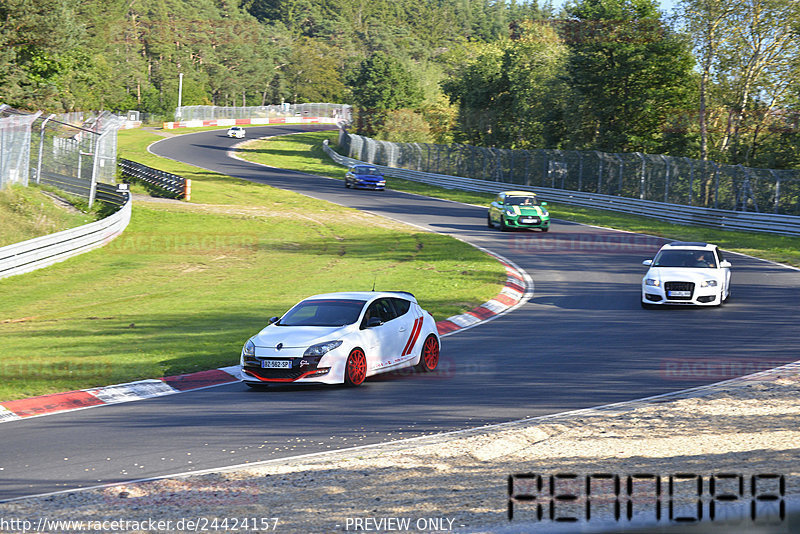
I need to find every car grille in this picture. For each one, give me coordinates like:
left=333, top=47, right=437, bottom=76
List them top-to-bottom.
left=664, top=281, right=694, bottom=300
left=244, top=366, right=307, bottom=381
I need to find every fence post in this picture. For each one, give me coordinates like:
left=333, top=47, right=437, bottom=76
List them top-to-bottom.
left=35, top=114, right=54, bottom=185
left=88, top=131, right=104, bottom=209
left=594, top=151, right=603, bottom=194
left=635, top=152, right=645, bottom=199
left=660, top=154, right=670, bottom=203
left=770, top=170, right=780, bottom=213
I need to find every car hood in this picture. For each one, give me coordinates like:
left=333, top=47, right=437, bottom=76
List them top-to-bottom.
left=354, top=174, right=383, bottom=180
left=508, top=205, right=547, bottom=216
left=645, top=267, right=724, bottom=282
left=252, top=324, right=350, bottom=349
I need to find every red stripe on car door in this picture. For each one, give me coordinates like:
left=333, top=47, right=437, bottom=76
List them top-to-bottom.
left=402, top=317, right=423, bottom=356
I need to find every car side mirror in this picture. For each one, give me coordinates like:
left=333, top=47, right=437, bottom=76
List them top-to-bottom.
left=541, top=202, right=548, bottom=206
left=642, top=259, right=653, bottom=266
left=720, top=260, right=731, bottom=268
left=268, top=316, right=279, bottom=324
left=367, top=317, right=383, bottom=328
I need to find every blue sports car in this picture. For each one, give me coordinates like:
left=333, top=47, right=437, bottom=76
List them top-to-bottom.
left=345, top=165, right=385, bottom=190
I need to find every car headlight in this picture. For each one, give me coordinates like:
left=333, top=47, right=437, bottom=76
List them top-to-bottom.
left=505, top=209, right=516, bottom=216
left=541, top=210, right=548, bottom=216
left=645, top=278, right=660, bottom=287
left=700, top=280, right=718, bottom=287
left=242, top=338, right=255, bottom=357
left=304, top=340, right=343, bottom=357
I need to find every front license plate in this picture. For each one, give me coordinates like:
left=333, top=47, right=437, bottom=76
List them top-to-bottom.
left=520, top=218, right=539, bottom=224
left=667, top=290, right=691, bottom=297
left=262, top=359, right=291, bottom=369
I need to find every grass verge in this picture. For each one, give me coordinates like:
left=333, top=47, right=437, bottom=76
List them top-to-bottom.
left=0, top=128, right=505, bottom=401
left=0, top=185, right=101, bottom=248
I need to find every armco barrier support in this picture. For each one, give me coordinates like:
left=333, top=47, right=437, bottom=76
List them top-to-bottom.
left=322, top=141, right=800, bottom=237
left=118, top=158, right=187, bottom=199
left=0, top=193, right=132, bottom=280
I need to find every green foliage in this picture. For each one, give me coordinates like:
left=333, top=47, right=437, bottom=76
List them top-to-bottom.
left=0, top=0, right=82, bottom=110
left=563, top=0, right=697, bottom=153
left=442, top=27, right=568, bottom=149
left=284, top=38, right=346, bottom=103
left=348, top=51, right=424, bottom=136
left=0, top=185, right=96, bottom=247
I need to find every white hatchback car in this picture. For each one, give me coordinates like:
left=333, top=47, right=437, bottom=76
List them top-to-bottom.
left=227, top=126, right=245, bottom=138
left=641, top=242, right=732, bottom=308
left=240, top=291, right=440, bottom=387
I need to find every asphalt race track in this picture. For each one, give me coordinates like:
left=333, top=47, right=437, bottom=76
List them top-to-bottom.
left=2, top=124, right=799, bottom=501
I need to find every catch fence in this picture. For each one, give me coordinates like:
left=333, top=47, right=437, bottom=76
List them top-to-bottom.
left=176, top=103, right=351, bottom=122
left=0, top=106, right=124, bottom=207
left=339, top=131, right=800, bottom=216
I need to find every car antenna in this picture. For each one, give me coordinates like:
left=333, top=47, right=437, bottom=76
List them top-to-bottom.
left=372, top=276, right=376, bottom=292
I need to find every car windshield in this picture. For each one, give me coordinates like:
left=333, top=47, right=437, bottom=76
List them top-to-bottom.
left=354, top=166, right=379, bottom=175
left=506, top=196, right=539, bottom=206
left=653, top=250, right=717, bottom=268
left=278, top=299, right=367, bottom=327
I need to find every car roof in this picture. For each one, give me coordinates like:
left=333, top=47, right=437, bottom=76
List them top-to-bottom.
left=502, top=190, right=537, bottom=196
left=662, top=241, right=714, bottom=250
left=302, top=291, right=417, bottom=303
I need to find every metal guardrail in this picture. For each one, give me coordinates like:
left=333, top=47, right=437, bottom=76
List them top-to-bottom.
left=323, top=140, right=800, bottom=237
left=118, top=158, right=189, bottom=199
left=0, top=192, right=132, bottom=280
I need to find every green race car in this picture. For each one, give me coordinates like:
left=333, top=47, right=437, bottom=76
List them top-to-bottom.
left=487, top=190, right=550, bottom=232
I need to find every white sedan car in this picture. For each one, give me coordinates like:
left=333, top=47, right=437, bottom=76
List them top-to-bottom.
left=227, top=126, right=245, bottom=138
left=641, top=242, right=731, bottom=308
left=240, top=291, right=440, bottom=387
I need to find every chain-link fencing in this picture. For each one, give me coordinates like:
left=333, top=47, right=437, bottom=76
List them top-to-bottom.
left=175, top=103, right=351, bottom=122
left=0, top=105, right=41, bottom=189
left=1, top=106, right=124, bottom=207
left=339, top=131, right=800, bottom=216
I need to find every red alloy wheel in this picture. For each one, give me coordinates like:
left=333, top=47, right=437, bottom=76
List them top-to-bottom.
left=419, top=335, right=439, bottom=372
left=344, top=348, right=367, bottom=386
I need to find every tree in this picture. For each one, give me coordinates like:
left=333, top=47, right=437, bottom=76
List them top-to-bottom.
left=0, top=0, right=83, bottom=110
left=564, top=0, right=696, bottom=153
left=675, top=0, right=737, bottom=161
left=678, top=0, right=800, bottom=165
left=441, top=24, right=568, bottom=149
left=283, top=38, right=346, bottom=103
left=440, top=41, right=507, bottom=145
left=347, top=51, right=423, bottom=135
